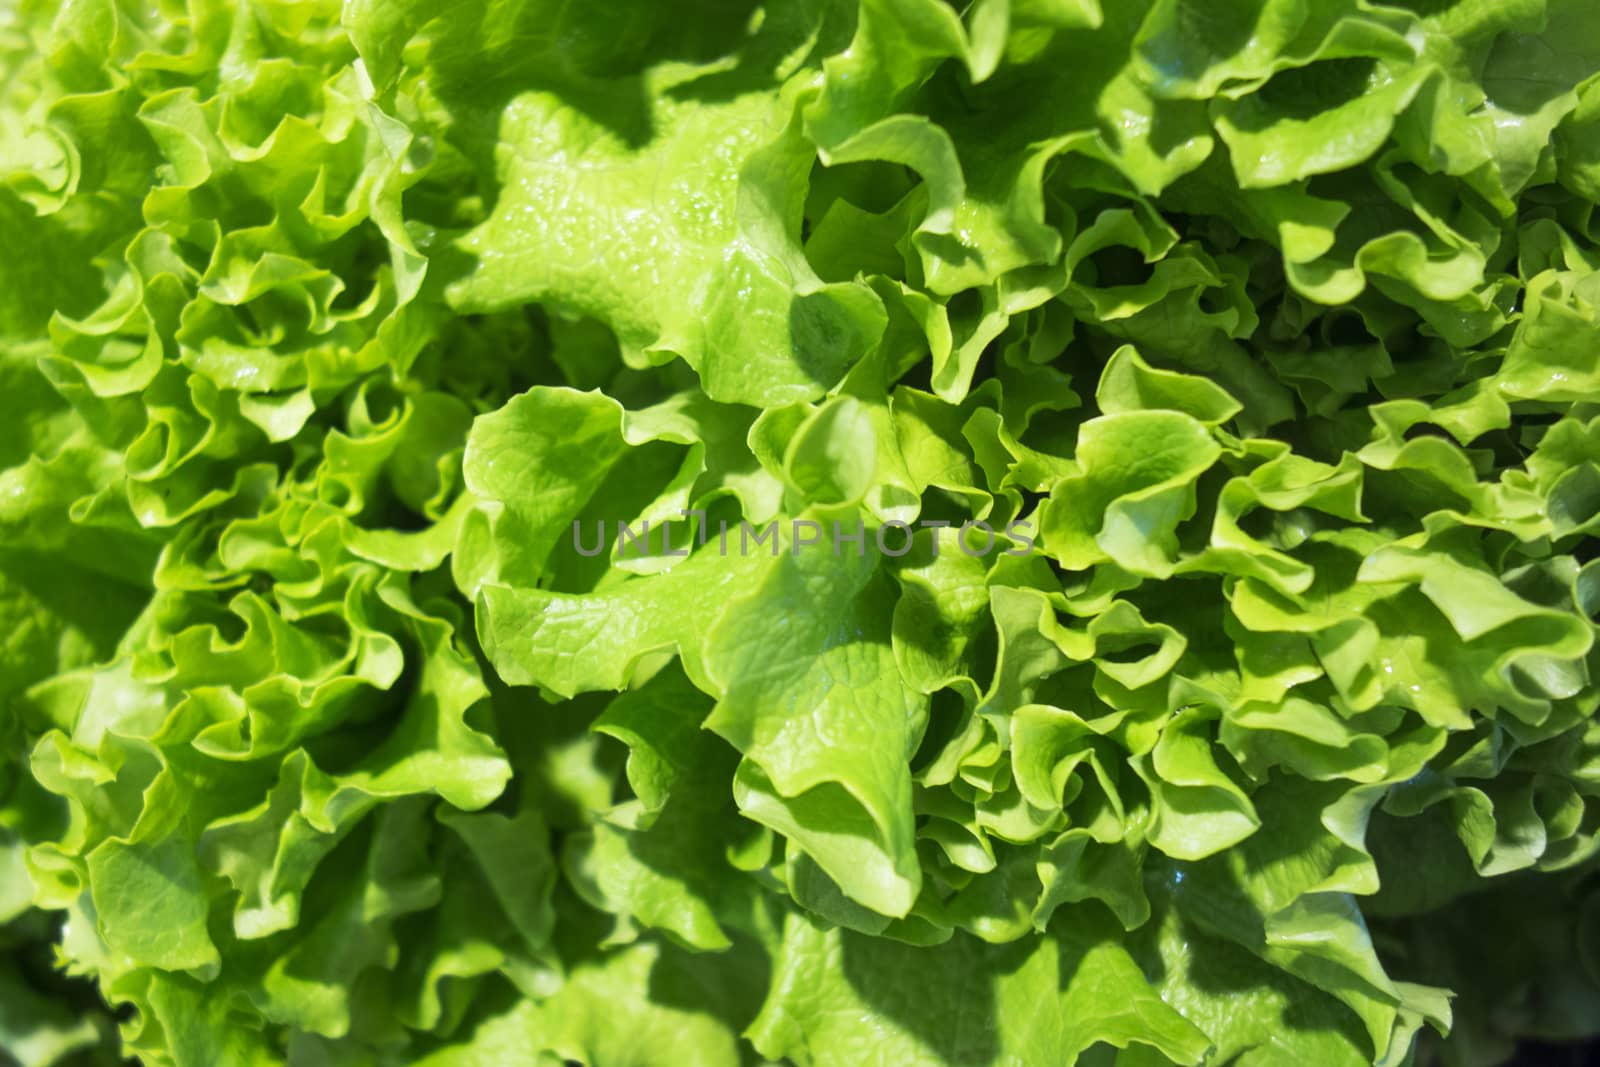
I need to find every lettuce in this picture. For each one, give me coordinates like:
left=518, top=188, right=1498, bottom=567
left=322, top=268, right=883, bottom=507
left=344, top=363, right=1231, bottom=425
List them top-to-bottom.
left=2, top=0, right=1599, bottom=1064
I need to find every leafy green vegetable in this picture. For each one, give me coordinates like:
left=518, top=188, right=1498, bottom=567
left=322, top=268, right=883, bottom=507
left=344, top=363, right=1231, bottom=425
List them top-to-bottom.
left=2, top=0, right=1599, bottom=1064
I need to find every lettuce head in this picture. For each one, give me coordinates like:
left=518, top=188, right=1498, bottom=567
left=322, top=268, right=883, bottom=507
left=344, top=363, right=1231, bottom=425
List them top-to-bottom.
left=2, top=0, right=1599, bottom=1065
